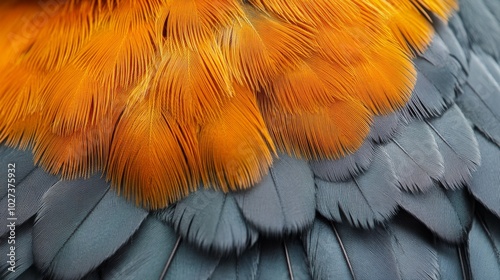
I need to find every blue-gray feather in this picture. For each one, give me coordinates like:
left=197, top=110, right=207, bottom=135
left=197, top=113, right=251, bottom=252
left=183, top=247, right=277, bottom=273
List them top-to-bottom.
left=456, top=53, right=500, bottom=146
left=426, top=105, right=480, bottom=189
left=385, top=121, right=444, bottom=193
left=469, top=132, right=500, bottom=217
left=310, top=141, right=374, bottom=182
left=315, top=147, right=400, bottom=228
left=233, top=154, right=316, bottom=235
left=0, top=169, right=59, bottom=237
left=33, top=176, right=148, bottom=279
left=400, top=186, right=471, bottom=242
left=169, top=188, right=258, bottom=255
left=102, top=217, right=179, bottom=279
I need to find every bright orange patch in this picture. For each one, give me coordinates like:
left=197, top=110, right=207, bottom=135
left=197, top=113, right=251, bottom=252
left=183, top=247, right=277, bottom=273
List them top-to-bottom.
left=0, top=0, right=457, bottom=209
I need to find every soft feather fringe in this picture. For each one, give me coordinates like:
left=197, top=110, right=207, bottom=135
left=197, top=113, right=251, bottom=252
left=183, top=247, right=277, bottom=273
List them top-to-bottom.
left=0, top=0, right=457, bottom=209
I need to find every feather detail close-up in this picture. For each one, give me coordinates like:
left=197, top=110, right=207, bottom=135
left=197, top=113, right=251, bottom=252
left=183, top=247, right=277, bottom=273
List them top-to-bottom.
left=0, top=0, right=499, bottom=279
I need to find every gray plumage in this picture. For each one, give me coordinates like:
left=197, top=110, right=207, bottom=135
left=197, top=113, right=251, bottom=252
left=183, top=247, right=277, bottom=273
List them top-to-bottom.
left=458, top=0, right=500, bottom=59
left=457, top=52, right=500, bottom=146
left=427, top=105, right=480, bottom=189
left=367, top=113, right=401, bottom=144
left=385, top=121, right=444, bottom=193
left=469, top=132, right=500, bottom=217
left=310, top=140, right=374, bottom=182
left=315, top=147, right=400, bottom=228
left=233, top=154, right=316, bottom=235
left=0, top=169, right=59, bottom=237
left=33, top=176, right=148, bottom=279
left=400, top=186, right=471, bottom=242
left=169, top=188, right=258, bottom=255
left=388, top=215, right=439, bottom=280
left=468, top=215, right=500, bottom=279
left=102, top=217, right=179, bottom=279
left=0, top=224, right=33, bottom=279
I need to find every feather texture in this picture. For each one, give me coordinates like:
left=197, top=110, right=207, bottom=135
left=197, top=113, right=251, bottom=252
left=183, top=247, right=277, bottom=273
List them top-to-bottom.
left=0, top=0, right=457, bottom=207
left=456, top=52, right=500, bottom=146
left=426, top=105, right=480, bottom=189
left=385, top=121, right=444, bottom=193
left=469, top=132, right=500, bottom=217
left=315, top=147, right=401, bottom=228
left=233, top=154, right=316, bottom=235
left=0, top=169, right=58, bottom=237
left=33, top=176, right=148, bottom=279
left=400, top=186, right=472, bottom=242
left=169, top=189, right=258, bottom=255
left=102, top=217, right=180, bottom=279
left=305, top=218, right=401, bottom=280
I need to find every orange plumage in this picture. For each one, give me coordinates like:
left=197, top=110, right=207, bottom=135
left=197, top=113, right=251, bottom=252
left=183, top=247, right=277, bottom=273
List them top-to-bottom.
left=0, top=0, right=456, bottom=209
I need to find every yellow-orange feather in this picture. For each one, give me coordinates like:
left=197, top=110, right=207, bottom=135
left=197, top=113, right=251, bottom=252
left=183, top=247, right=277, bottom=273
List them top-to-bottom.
left=0, top=0, right=457, bottom=209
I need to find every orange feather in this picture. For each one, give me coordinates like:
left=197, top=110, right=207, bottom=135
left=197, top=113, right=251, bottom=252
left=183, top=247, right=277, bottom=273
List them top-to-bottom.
left=0, top=0, right=457, bottom=208
left=199, top=84, right=276, bottom=192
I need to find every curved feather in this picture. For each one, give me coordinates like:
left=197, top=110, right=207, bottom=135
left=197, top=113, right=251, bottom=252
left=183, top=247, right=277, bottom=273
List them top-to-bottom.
left=458, top=0, right=500, bottom=59
left=456, top=52, right=500, bottom=146
left=198, top=88, right=275, bottom=191
left=107, top=95, right=200, bottom=209
left=426, top=105, right=480, bottom=189
left=367, top=113, right=401, bottom=144
left=385, top=121, right=444, bottom=193
left=469, top=132, right=500, bottom=217
left=310, top=140, right=374, bottom=182
left=315, top=147, right=401, bottom=228
left=233, top=154, right=316, bottom=235
left=0, top=169, right=58, bottom=237
left=33, top=176, right=148, bottom=279
left=400, top=186, right=472, bottom=242
left=169, top=189, right=258, bottom=255
left=468, top=214, right=500, bottom=279
left=388, top=215, right=439, bottom=280
left=102, top=217, right=179, bottom=279
left=305, top=218, right=401, bottom=280
left=0, top=223, right=33, bottom=279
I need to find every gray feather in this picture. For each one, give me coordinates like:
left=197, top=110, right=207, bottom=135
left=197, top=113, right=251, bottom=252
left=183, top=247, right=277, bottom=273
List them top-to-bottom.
left=458, top=0, right=500, bottom=59
left=433, top=16, right=468, bottom=74
left=456, top=52, right=500, bottom=147
left=426, top=105, right=480, bottom=189
left=367, top=112, right=400, bottom=144
left=385, top=121, right=444, bottom=193
left=469, top=132, right=500, bottom=217
left=310, top=141, right=374, bottom=182
left=0, top=147, right=36, bottom=199
left=316, top=147, right=401, bottom=228
left=234, top=154, right=315, bottom=235
left=0, top=169, right=59, bottom=237
left=33, top=176, right=148, bottom=279
left=400, top=186, right=471, bottom=242
left=170, top=188, right=258, bottom=255
left=389, top=215, right=439, bottom=280
left=468, top=215, right=500, bottom=279
left=103, top=217, right=179, bottom=279
left=304, top=219, right=354, bottom=280
left=305, top=219, right=400, bottom=280
left=0, top=223, right=33, bottom=279
left=163, top=240, right=221, bottom=279
left=256, top=240, right=312, bottom=280
left=436, top=242, right=467, bottom=280
left=209, top=246, right=260, bottom=280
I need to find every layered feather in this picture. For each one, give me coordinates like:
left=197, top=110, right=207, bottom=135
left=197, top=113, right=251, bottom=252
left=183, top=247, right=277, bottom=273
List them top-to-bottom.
left=0, top=0, right=457, bottom=207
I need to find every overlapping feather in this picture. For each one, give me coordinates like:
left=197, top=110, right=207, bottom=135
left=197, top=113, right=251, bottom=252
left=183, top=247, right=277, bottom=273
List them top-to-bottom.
left=0, top=0, right=457, bottom=207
